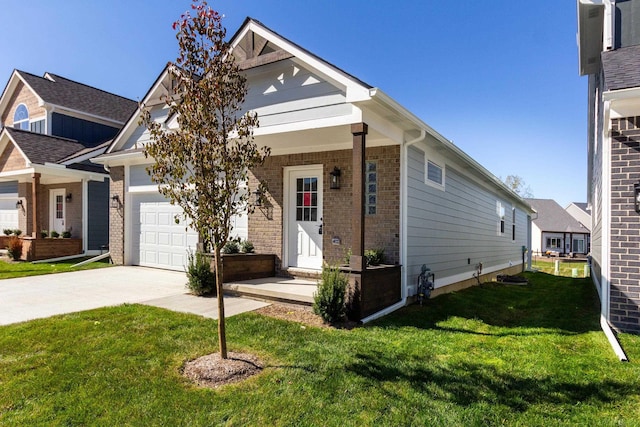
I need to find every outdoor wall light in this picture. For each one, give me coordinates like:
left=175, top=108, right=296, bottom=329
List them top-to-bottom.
left=329, top=166, right=341, bottom=190
left=635, top=182, right=640, bottom=214
left=253, top=189, right=263, bottom=207
left=65, top=193, right=72, bottom=203
left=111, top=195, right=120, bottom=209
left=15, top=199, right=23, bottom=209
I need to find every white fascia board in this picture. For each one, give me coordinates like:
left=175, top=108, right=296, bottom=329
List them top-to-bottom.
left=577, top=0, right=605, bottom=75
left=245, top=22, right=371, bottom=103
left=0, top=71, right=45, bottom=118
left=603, top=87, right=640, bottom=102
left=368, top=88, right=535, bottom=213
left=45, top=103, right=123, bottom=127
left=253, top=108, right=363, bottom=137
left=60, top=146, right=108, bottom=166
left=91, top=149, right=146, bottom=167
left=32, top=164, right=107, bottom=182
left=0, top=168, right=36, bottom=181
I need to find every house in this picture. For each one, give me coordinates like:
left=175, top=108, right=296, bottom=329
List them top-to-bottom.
left=578, top=0, right=640, bottom=336
left=94, top=18, right=534, bottom=320
left=0, top=70, right=137, bottom=259
left=526, top=198, right=590, bottom=257
left=565, top=202, right=592, bottom=232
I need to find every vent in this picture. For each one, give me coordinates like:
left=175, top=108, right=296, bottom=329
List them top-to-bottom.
left=588, top=8, right=600, bottom=19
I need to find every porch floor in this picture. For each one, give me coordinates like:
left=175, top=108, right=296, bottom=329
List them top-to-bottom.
left=223, top=277, right=317, bottom=305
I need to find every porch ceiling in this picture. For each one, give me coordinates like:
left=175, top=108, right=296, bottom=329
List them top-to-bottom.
left=254, top=123, right=392, bottom=156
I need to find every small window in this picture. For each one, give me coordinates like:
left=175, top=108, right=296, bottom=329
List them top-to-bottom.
left=13, top=104, right=29, bottom=130
left=30, top=119, right=45, bottom=134
left=426, top=160, right=443, bottom=186
left=366, top=161, right=377, bottom=215
left=497, top=202, right=505, bottom=235
left=512, top=208, right=516, bottom=241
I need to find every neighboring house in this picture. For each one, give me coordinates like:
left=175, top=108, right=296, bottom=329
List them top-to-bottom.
left=578, top=0, right=640, bottom=335
left=95, top=18, right=533, bottom=318
left=0, top=70, right=136, bottom=255
left=526, top=198, right=590, bottom=257
left=565, top=202, right=592, bottom=232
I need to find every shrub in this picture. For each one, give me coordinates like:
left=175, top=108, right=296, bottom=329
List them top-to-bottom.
left=3, top=229, right=11, bottom=236
left=12, top=229, right=22, bottom=237
left=41, top=230, right=49, bottom=238
left=50, top=231, right=60, bottom=238
left=62, top=231, right=72, bottom=238
left=6, top=236, right=23, bottom=261
left=221, top=240, right=239, bottom=254
left=240, top=240, right=254, bottom=254
left=364, top=248, right=385, bottom=266
left=185, top=250, right=216, bottom=296
left=313, top=266, right=348, bottom=323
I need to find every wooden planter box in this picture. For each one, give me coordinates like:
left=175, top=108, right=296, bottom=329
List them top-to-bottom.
left=20, top=237, right=83, bottom=261
left=208, top=253, right=276, bottom=282
left=343, top=264, right=402, bottom=321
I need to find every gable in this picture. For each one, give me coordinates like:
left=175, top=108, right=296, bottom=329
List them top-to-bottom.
left=0, top=80, right=46, bottom=127
left=0, top=143, right=27, bottom=172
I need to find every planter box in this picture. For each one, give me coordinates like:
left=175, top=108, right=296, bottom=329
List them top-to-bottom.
left=20, top=237, right=83, bottom=261
left=208, top=253, right=276, bottom=282
left=343, top=264, right=402, bottom=321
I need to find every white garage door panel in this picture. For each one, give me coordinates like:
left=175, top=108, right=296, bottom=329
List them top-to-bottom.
left=132, top=194, right=198, bottom=271
left=0, top=199, right=18, bottom=231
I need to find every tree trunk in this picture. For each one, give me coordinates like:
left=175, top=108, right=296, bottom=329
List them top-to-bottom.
left=213, top=245, right=227, bottom=359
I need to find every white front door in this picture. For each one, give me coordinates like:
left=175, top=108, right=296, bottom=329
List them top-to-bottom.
left=287, top=167, right=323, bottom=269
left=49, top=189, right=66, bottom=234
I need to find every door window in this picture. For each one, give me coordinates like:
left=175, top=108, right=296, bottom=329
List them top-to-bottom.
left=295, top=177, right=318, bottom=222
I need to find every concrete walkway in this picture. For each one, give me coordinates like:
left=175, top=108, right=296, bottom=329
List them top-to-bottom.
left=0, top=266, right=269, bottom=326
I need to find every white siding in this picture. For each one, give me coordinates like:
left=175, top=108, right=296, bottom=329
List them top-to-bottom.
left=120, top=105, right=168, bottom=151
left=406, top=145, right=529, bottom=290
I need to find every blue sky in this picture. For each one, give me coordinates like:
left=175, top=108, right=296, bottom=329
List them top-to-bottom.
left=1, top=0, right=585, bottom=207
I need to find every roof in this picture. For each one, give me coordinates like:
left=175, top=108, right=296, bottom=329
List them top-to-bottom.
left=602, top=44, right=640, bottom=91
left=16, top=71, right=137, bottom=123
left=4, top=127, right=86, bottom=165
left=526, top=198, right=589, bottom=233
left=571, top=202, right=590, bottom=214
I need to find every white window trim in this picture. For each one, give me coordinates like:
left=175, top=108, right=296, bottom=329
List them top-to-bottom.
left=13, top=103, right=29, bottom=130
left=424, top=155, right=445, bottom=190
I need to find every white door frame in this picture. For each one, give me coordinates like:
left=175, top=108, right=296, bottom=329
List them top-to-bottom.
left=283, top=164, right=323, bottom=269
left=49, top=188, right=66, bottom=234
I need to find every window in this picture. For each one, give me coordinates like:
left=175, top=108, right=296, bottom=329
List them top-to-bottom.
left=13, top=104, right=29, bottom=130
left=30, top=119, right=45, bottom=134
left=426, top=160, right=444, bottom=186
left=366, top=161, right=377, bottom=215
left=295, top=177, right=318, bottom=222
left=497, top=202, right=505, bottom=235
left=512, top=208, right=516, bottom=240
left=546, top=238, right=561, bottom=249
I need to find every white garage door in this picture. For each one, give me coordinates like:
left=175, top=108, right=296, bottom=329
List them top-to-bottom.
left=131, top=194, right=199, bottom=271
left=0, top=199, right=19, bottom=232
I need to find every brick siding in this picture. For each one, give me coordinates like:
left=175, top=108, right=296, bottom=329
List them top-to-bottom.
left=610, top=116, right=640, bottom=333
left=248, top=146, right=400, bottom=274
left=109, top=166, right=125, bottom=264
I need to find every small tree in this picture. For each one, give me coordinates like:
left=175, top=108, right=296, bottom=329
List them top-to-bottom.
left=140, top=1, right=270, bottom=359
left=504, top=175, right=533, bottom=198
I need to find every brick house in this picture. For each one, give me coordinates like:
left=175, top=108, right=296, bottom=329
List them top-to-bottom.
left=578, top=0, right=640, bottom=337
left=95, top=18, right=533, bottom=321
left=0, top=70, right=136, bottom=259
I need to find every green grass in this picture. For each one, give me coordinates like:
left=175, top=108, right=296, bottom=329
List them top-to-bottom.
left=0, top=257, right=111, bottom=279
left=1, top=272, right=639, bottom=426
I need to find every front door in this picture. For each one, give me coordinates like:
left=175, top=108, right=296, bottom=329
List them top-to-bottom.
left=287, top=167, right=323, bottom=269
left=50, top=188, right=66, bottom=234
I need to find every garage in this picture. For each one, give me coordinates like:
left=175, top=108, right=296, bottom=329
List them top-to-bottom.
left=131, top=193, right=199, bottom=271
left=0, top=198, right=19, bottom=232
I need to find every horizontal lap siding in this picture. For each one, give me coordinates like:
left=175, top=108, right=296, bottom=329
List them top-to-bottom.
left=406, top=145, right=527, bottom=288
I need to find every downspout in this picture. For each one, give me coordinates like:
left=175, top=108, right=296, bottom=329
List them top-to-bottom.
left=361, top=129, right=426, bottom=324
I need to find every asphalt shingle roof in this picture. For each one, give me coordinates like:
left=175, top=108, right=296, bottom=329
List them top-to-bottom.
left=602, top=44, right=640, bottom=91
left=18, top=71, right=137, bottom=123
left=5, top=128, right=86, bottom=165
left=526, top=198, right=589, bottom=233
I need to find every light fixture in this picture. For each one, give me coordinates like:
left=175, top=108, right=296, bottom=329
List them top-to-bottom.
left=329, top=166, right=341, bottom=190
left=635, top=182, right=640, bottom=214
left=253, top=189, right=263, bottom=207
left=65, top=193, right=72, bottom=203
left=111, top=194, right=120, bottom=209
left=15, top=199, right=23, bottom=209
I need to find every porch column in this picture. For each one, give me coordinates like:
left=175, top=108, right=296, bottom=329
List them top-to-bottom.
left=350, top=122, right=367, bottom=271
left=32, top=173, right=41, bottom=239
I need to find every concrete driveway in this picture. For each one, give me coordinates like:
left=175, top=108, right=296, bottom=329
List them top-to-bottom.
left=0, top=266, right=269, bottom=326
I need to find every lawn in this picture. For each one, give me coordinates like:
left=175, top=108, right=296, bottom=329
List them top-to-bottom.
left=0, top=257, right=111, bottom=279
left=531, top=257, right=589, bottom=277
left=1, top=272, right=639, bottom=426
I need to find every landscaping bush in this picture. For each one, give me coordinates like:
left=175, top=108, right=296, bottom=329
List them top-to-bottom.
left=3, top=229, right=11, bottom=236
left=12, top=229, right=22, bottom=237
left=41, top=230, right=49, bottom=238
left=50, top=231, right=60, bottom=238
left=62, top=231, right=72, bottom=238
left=6, top=236, right=23, bottom=261
left=222, top=240, right=240, bottom=254
left=240, top=240, right=254, bottom=254
left=364, top=248, right=385, bottom=266
left=185, top=250, right=216, bottom=296
left=313, top=266, right=348, bottom=323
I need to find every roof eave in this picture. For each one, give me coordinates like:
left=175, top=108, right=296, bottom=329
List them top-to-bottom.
left=577, top=0, right=605, bottom=76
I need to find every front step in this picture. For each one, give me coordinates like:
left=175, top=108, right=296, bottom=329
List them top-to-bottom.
left=282, top=267, right=322, bottom=281
left=223, top=277, right=316, bottom=306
